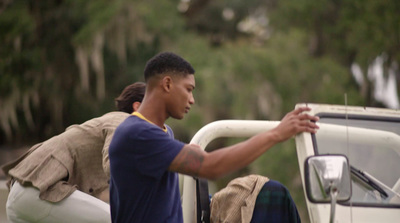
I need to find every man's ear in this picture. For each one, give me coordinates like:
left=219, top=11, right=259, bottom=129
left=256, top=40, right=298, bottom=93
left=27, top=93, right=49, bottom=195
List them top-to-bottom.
left=161, top=76, right=173, bottom=92
left=132, top=102, right=141, bottom=112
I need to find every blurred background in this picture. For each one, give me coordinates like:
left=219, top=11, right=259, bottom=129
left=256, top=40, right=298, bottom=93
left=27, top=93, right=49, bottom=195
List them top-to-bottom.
left=1, top=0, right=399, bottom=221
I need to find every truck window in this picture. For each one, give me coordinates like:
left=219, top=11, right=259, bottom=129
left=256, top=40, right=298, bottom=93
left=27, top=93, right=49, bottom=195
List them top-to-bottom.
left=313, top=115, right=400, bottom=207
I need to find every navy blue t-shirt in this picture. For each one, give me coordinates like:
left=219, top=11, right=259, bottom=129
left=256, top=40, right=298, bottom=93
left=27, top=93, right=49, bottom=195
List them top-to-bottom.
left=109, top=113, right=185, bottom=223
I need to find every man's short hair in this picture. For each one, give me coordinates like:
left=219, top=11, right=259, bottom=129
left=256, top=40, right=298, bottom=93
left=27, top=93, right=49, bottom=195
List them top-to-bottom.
left=144, top=52, right=195, bottom=81
left=115, top=82, right=146, bottom=113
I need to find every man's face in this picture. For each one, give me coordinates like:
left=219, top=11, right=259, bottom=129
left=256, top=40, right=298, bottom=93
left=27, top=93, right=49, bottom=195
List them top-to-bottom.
left=168, top=74, right=195, bottom=119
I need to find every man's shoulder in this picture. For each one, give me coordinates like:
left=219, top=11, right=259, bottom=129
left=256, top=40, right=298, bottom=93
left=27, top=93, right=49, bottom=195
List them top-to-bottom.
left=115, top=115, right=147, bottom=133
left=124, top=116, right=156, bottom=130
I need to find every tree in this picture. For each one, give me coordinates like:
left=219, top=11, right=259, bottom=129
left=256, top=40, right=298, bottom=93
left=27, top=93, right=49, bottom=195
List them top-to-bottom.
left=0, top=0, right=182, bottom=144
left=268, top=0, right=400, bottom=107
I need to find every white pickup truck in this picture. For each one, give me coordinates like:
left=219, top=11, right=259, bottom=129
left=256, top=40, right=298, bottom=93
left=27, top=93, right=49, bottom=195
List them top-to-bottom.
left=1, top=103, right=399, bottom=222
left=181, top=103, right=400, bottom=223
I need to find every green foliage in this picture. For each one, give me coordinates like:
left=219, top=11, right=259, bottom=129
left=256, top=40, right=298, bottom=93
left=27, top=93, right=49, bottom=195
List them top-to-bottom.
left=0, top=0, right=188, bottom=143
left=1, top=0, right=369, bottom=143
left=72, top=0, right=123, bottom=46
left=270, top=0, right=400, bottom=67
left=338, top=0, right=400, bottom=65
left=0, top=2, right=34, bottom=43
left=0, top=2, right=36, bottom=94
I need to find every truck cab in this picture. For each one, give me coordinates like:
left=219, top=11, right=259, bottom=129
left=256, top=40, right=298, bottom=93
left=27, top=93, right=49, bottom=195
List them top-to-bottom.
left=182, top=103, right=400, bottom=223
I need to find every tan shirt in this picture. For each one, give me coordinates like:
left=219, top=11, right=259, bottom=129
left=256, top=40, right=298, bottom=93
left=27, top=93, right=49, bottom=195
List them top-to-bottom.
left=1, top=112, right=130, bottom=202
left=210, top=175, right=269, bottom=223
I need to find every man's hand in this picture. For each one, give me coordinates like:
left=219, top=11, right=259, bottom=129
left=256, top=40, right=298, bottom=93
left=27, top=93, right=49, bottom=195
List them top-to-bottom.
left=272, top=107, right=319, bottom=142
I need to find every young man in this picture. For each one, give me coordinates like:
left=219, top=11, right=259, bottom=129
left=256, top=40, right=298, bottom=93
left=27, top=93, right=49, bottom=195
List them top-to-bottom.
left=108, top=52, right=319, bottom=223
left=2, top=82, right=145, bottom=223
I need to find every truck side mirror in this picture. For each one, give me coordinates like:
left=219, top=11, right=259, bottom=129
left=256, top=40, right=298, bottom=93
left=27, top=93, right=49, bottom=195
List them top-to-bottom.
left=305, top=155, right=352, bottom=223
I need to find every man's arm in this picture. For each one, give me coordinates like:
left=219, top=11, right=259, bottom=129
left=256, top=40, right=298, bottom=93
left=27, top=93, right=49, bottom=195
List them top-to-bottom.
left=168, top=107, right=319, bottom=180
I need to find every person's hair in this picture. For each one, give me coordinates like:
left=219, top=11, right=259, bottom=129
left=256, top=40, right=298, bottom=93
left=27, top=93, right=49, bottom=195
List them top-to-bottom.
left=144, top=52, right=195, bottom=81
left=115, top=82, right=146, bottom=113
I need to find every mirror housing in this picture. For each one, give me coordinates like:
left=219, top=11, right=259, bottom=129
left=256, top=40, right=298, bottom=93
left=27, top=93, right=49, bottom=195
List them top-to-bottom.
left=305, top=155, right=352, bottom=203
left=305, top=155, right=352, bottom=223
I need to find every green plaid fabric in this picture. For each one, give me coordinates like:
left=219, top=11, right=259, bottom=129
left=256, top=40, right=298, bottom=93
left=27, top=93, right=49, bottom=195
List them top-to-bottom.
left=250, top=180, right=301, bottom=223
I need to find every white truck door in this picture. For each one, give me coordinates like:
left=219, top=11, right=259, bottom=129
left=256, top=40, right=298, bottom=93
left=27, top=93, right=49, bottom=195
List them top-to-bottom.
left=295, top=103, right=400, bottom=223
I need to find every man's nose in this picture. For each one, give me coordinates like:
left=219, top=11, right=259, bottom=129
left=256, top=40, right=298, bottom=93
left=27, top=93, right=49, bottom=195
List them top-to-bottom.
left=189, top=94, right=195, bottom=105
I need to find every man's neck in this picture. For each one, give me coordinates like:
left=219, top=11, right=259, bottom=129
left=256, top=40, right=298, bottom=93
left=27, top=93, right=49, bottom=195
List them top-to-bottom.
left=137, top=100, right=168, bottom=129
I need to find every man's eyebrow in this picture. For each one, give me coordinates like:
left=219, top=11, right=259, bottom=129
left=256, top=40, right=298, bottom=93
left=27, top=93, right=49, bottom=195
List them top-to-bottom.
left=187, top=84, right=195, bottom=90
